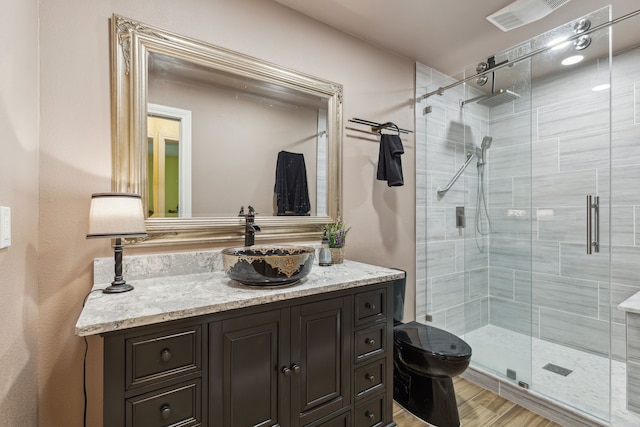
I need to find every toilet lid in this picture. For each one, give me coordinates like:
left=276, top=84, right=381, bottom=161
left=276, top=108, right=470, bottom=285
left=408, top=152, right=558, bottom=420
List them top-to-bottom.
left=394, top=321, right=472, bottom=358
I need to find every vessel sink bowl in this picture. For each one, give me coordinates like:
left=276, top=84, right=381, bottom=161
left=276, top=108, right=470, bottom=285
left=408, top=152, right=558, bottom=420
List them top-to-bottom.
left=222, top=245, right=315, bottom=286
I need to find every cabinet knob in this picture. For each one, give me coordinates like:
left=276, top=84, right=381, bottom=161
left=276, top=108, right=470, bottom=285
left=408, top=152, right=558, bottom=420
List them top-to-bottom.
left=365, top=302, right=376, bottom=310
left=365, top=338, right=376, bottom=346
left=160, top=349, right=172, bottom=363
left=282, top=363, right=301, bottom=376
left=282, top=364, right=301, bottom=376
left=365, top=373, right=375, bottom=382
left=160, top=404, right=172, bottom=420
left=365, top=410, right=375, bottom=420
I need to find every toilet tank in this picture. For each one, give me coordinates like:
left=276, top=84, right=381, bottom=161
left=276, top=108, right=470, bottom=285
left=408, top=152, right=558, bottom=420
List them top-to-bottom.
left=392, top=270, right=406, bottom=325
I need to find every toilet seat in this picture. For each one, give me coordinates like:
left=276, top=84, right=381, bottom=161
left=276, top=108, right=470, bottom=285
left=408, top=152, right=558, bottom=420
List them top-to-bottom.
left=394, top=321, right=472, bottom=360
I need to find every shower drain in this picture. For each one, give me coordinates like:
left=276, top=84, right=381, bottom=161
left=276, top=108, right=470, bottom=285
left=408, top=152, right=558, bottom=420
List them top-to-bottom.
left=543, top=363, right=572, bottom=377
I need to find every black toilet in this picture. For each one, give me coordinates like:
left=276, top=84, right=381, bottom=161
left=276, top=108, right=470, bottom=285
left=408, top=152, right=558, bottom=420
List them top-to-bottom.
left=392, top=274, right=472, bottom=427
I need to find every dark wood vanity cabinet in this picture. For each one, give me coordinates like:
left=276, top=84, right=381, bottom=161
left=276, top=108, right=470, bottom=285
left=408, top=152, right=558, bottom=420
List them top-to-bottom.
left=102, top=282, right=396, bottom=427
left=210, top=296, right=351, bottom=427
left=103, top=321, right=206, bottom=427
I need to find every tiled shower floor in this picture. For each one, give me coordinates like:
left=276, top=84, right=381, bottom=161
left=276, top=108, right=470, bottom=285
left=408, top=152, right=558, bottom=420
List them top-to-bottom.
left=464, top=325, right=640, bottom=426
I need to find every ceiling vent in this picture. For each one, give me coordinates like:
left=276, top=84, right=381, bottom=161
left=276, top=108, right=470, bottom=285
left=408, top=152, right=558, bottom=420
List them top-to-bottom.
left=487, top=0, right=571, bottom=32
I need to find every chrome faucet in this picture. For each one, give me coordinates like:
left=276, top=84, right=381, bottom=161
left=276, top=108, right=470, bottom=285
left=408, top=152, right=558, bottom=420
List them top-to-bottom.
left=239, top=205, right=261, bottom=246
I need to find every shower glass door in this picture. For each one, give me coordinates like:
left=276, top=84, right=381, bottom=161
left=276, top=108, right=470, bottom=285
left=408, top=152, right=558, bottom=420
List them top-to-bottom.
left=418, top=5, right=640, bottom=424
left=461, top=6, right=614, bottom=421
left=526, top=7, right=612, bottom=421
left=460, top=40, right=534, bottom=390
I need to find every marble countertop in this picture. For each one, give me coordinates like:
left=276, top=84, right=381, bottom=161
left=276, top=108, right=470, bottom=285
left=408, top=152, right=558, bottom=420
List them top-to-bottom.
left=75, top=260, right=404, bottom=336
left=618, top=291, right=640, bottom=314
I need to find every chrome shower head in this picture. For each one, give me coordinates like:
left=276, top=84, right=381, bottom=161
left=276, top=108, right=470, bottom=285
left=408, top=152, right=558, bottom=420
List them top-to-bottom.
left=461, top=89, right=521, bottom=108
left=476, top=89, right=521, bottom=107
left=477, top=136, right=493, bottom=166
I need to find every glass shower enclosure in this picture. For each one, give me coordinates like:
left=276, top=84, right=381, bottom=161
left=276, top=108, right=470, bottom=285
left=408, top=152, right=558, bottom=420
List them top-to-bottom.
left=417, top=6, right=640, bottom=424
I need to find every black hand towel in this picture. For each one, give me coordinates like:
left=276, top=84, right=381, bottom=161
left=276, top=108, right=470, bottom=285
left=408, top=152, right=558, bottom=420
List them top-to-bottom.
left=376, top=134, right=404, bottom=187
left=274, top=151, right=311, bottom=215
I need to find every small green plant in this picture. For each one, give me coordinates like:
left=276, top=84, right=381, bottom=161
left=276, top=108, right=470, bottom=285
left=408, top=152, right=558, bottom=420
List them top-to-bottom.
left=322, top=220, right=351, bottom=248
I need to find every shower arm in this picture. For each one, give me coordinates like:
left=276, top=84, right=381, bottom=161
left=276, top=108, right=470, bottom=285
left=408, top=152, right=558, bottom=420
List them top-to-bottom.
left=437, top=152, right=475, bottom=197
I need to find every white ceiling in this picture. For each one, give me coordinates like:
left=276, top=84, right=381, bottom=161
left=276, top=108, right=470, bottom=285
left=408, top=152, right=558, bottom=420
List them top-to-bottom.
left=273, top=0, right=640, bottom=76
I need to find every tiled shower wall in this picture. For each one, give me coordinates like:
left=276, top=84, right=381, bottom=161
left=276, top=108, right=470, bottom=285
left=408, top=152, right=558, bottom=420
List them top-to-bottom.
left=416, top=45, right=640, bottom=361
left=488, top=46, right=640, bottom=360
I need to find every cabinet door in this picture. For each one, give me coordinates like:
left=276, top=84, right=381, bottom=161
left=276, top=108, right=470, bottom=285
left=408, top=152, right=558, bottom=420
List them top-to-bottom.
left=290, top=297, right=351, bottom=426
left=210, top=310, right=290, bottom=427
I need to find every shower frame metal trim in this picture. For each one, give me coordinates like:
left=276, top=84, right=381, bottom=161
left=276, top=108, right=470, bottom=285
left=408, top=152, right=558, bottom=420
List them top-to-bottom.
left=416, top=8, right=640, bottom=103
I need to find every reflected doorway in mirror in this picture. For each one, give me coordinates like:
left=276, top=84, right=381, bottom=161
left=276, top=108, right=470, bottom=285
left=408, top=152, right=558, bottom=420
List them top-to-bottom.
left=147, top=103, right=192, bottom=218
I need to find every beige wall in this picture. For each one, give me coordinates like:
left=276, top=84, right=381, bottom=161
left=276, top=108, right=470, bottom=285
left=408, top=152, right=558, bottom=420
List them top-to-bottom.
left=0, top=0, right=40, bottom=425
left=37, top=0, right=416, bottom=425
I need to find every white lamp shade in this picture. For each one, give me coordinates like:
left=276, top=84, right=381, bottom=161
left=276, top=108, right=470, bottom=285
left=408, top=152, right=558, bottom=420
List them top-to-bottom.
left=87, top=193, right=147, bottom=238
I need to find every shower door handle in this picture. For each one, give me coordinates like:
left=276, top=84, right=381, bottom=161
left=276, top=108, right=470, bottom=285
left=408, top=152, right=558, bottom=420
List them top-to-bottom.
left=586, top=195, right=600, bottom=254
left=593, top=196, right=600, bottom=253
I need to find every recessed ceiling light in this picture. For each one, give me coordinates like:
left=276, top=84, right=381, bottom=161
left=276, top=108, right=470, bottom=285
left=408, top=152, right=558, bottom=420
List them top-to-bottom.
left=561, top=55, right=584, bottom=66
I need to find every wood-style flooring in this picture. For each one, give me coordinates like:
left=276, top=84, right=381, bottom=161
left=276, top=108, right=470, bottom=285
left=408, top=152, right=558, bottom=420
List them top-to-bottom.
left=393, top=377, right=564, bottom=427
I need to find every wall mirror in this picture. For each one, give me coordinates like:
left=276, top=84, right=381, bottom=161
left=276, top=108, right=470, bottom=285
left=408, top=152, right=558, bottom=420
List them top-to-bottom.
left=111, top=14, right=343, bottom=245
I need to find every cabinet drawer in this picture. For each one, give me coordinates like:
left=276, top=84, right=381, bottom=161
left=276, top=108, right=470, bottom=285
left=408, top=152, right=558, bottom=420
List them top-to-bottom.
left=354, top=288, right=386, bottom=326
left=355, top=323, right=386, bottom=362
left=126, top=325, right=201, bottom=389
left=355, top=359, right=385, bottom=398
left=126, top=379, right=201, bottom=427
left=355, top=394, right=385, bottom=427
left=305, top=410, right=351, bottom=427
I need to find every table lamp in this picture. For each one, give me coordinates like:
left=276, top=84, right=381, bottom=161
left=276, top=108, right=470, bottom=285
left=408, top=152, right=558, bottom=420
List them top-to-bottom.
left=87, top=193, right=147, bottom=293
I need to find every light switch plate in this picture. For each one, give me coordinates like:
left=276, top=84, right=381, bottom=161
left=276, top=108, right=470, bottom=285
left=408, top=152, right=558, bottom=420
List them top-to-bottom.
left=0, top=206, right=11, bottom=249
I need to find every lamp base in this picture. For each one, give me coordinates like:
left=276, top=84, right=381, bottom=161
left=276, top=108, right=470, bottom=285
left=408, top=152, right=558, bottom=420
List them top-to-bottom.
left=104, top=238, right=134, bottom=293
left=103, top=283, right=134, bottom=293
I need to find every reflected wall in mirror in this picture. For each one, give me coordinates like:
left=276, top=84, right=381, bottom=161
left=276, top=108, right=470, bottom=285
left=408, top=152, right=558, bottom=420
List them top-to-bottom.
left=111, top=14, right=343, bottom=245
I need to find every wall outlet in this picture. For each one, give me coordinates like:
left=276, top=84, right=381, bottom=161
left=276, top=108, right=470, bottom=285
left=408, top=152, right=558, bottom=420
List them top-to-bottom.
left=0, top=206, right=11, bottom=249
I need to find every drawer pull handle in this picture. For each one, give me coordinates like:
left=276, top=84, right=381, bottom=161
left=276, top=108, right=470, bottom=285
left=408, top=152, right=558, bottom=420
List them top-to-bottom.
left=365, top=302, right=376, bottom=310
left=365, top=338, right=376, bottom=346
left=160, top=349, right=172, bottom=363
left=282, top=364, right=301, bottom=376
left=365, top=373, right=375, bottom=382
left=160, top=404, right=172, bottom=420
left=365, top=410, right=375, bottom=420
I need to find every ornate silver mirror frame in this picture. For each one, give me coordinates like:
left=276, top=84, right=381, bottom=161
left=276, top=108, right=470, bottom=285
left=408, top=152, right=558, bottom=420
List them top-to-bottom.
left=111, top=14, right=343, bottom=246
